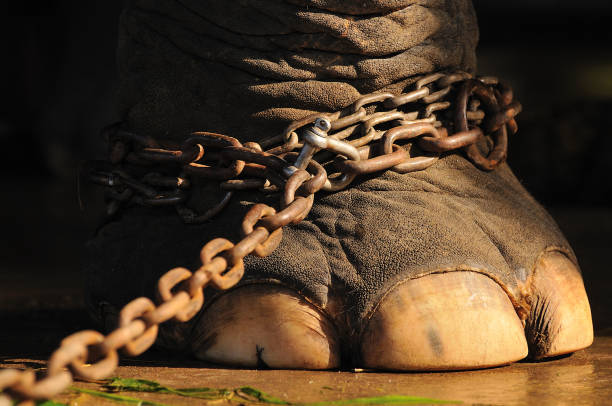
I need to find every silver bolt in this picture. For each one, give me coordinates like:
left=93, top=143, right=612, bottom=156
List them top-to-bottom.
left=294, top=118, right=331, bottom=170
left=314, top=118, right=331, bottom=134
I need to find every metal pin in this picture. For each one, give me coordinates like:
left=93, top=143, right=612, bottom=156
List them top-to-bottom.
left=294, top=118, right=331, bottom=170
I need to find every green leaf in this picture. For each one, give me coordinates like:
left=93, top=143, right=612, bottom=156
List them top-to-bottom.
left=93, top=377, right=461, bottom=406
left=105, top=377, right=234, bottom=400
left=104, top=378, right=286, bottom=403
left=105, top=378, right=166, bottom=393
left=235, top=386, right=289, bottom=404
left=71, top=387, right=171, bottom=406
left=36, top=401, right=68, bottom=406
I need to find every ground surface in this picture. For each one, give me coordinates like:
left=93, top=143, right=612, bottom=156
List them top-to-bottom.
left=2, top=336, right=611, bottom=405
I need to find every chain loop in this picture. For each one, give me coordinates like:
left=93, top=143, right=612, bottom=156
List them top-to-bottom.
left=456, top=79, right=508, bottom=170
left=381, top=123, right=441, bottom=173
left=183, top=133, right=246, bottom=179
left=282, top=169, right=312, bottom=208
left=257, top=196, right=313, bottom=231
left=241, top=204, right=284, bottom=256
left=200, top=238, right=245, bottom=290
left=156, top=268, right=203, bottom=323
left=116, top=297, right=159, bottom=356
left=60, top=330, right=119, bottom=381
left=8, top=369, right=70, bottom=400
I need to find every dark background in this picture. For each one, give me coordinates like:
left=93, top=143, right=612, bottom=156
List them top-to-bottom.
left=0, top=1, right=610, bottom=355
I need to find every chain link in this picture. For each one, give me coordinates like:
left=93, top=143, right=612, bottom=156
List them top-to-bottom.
left=2, top=71, right=522, bottom=403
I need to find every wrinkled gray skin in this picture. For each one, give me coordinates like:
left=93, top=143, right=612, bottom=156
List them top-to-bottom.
left=86, top=0, right=575, bottom=355
left=116, top=0, right=478, bottom=141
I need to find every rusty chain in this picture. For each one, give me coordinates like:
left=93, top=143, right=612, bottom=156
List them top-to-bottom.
left=1, top=71, right=521, bottom=403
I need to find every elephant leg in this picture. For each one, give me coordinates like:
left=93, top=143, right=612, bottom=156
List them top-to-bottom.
left=86, top=0, right=593, bottom=371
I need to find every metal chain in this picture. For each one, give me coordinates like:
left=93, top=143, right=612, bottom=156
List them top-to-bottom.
left=0, top=71, right=521, bottom=403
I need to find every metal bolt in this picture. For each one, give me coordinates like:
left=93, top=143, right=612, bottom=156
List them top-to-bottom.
left=294, top=118, right=331, bottom=170
left=314, top=118, right=331, bottom=133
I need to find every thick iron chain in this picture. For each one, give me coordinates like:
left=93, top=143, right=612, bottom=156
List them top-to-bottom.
left=1, top=71, right=521, bottom=403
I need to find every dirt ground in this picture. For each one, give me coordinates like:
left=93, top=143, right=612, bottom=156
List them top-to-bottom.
left=0, top=336, right=610, bottom=405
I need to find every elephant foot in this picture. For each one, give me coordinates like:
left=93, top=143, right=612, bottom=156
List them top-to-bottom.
left=190, top=251, right=591, bottom=371
left=361, top=254, right=591, bottom=371
left=360, top=271, right=528, bottom=371
left=191, top=284, right=340, bottom=369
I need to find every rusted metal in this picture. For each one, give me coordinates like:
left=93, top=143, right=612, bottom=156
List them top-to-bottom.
left=3, top=71, right=523, bottom=404
left=437, top=71, right=471, bottom=88
left=416, top=72, right=446, bottom=89
left=456, top=79, right=508, bottom=170
left=422, top=86, right=451, bottom=104
left=384, top=87, right=429, bottom=109
left=352, top=92, right=395, bottom=112
left=487, top=100, right=522, bottom=134
left=424, top=101, right=451, bottom=118
left=331, top=107, right=367, bottom=131
left=354, top=111, right=406, bottom=147
left=379, top=124, right=442, bottom=173
left=382, top=124, right=440, bottom=154
left=419, top=128, right=483, bottom=153
left=264, top=131, right=299, bottom=155
left=183, top=133, right=246, bottom=179
left=136, top=144, right=202, bottom=164
left=336, top=144, right=407, bottom=175
left=222, top=146, right=289, bottom=172
left=280, top=156, right=327, bottom=196
left=283, top=169, right=312, bottom=207
left=143, top=173, right=191, bottom=189
left=220, top=178, right=269, bottom=190
left=175, top=191, right=233, bottom=224
left=140, top=192, right=187, bottom=207
left=257, top=196, right=313, bottom=231
left=242, top=204, right=283, bottom=257
left=228, top=228, right=270, bottom=264
left=199, top=238, right=245, bottom=290
left=158, top=268, right=204, bottom=322
left=142, top=291, right=191, bottom=326
left=116, top=297, right=158, bottom=356
left=97, top=321, right=145, bottom=357
left=61, top=330, right=119, bottom=381
left=6, top=368, right=70, bottom=400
